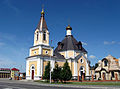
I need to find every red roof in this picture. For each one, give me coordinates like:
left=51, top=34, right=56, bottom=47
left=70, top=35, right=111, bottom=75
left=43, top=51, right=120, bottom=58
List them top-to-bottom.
left=11, top=68, right=19, bottom=71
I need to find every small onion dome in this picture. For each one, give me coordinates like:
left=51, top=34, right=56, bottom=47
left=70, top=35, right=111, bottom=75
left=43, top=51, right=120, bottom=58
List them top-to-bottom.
left=41, top=9, right=45, bottom=15
left=66, top=25, right=72, bottom=30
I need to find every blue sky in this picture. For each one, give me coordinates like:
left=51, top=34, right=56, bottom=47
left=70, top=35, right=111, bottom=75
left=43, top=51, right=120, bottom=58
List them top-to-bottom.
left=0, top=0, right=120, bottom=72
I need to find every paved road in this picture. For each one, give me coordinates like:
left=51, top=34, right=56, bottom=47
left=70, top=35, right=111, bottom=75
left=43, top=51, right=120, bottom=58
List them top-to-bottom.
left=0, top=79, right=119, bottom=89
left=0, top=82, right=93, bottom=89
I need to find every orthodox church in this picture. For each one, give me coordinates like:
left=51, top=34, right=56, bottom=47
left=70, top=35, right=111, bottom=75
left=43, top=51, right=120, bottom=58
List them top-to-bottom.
left=26, top=9, right=90, bottom=80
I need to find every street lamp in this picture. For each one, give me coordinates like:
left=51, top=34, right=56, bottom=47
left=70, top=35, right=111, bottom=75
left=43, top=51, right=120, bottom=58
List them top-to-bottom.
left=50, top=40, right=52, bottom=83
left=50, top=52, right=51, bottom=83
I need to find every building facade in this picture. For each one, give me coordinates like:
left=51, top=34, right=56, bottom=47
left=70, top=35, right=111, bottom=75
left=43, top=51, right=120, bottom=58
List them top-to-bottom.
left=26, top=9, right=90, bottom=80
left=95, top=55, right=120, bottom=80
left=0, top=68, right=11, bottom=78
left=0, top=68, right=19, bottom=79
left=11, top=68, right=19, bottom=79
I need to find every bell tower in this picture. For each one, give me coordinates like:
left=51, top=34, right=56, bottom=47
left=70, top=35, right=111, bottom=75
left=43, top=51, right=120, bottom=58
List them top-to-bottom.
left=26, top=8, right=54, bottom=80
left=34, top=9, right=49, bottom=46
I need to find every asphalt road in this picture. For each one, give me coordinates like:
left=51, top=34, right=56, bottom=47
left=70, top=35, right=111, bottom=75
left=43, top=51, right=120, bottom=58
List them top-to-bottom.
left=0, top=79, right=119, bottom=89
left=0, top=81, right=93, bottom=89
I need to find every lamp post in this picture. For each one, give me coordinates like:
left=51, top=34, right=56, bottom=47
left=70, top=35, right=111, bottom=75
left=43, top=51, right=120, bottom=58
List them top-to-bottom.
left=50, top=40, right=52, bottom=83
left=50, top=51, right=51, bottom=83
left=50, top=66, right=51, bottom=83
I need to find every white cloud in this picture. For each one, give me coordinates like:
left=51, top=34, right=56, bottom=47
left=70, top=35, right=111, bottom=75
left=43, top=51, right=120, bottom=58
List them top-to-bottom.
left=104, top=41, right=116, bottom=45
left=104, top=41, right=109, bottom=45
left=111, top=41, right=115, bottom=44
left=0, top=42, right=5, bottom=46
left=82, top=42, right=87, bottom=46
left=118, top=42, right=120, bottom=45
left=89, top=55, right=96, bottom=59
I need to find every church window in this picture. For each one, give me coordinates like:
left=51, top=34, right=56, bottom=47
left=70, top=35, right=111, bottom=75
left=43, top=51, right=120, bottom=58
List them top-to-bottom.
left=43, top=31, right=46, bottom=40
left=36, top=32, right=39, bottom=41
left=77, top=41, right=82, bottom=49
left=57, top=42, right=64, bottom=50
left=34, top=51, right=36, bottom=54
left=46, top=51, right=48, bottom=54
left=80, top=59, right=84, bottom=63
left=104, top=60, right=108, bottom=66
left=32, top=66, right=35, bottom=69
left=111, top=71, right=114, bottom=78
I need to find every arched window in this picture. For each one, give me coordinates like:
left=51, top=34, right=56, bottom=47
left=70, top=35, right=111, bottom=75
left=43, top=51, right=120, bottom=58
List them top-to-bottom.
left=43, top=31, right=46, bottom=40
left=36, top=32, right=39, bottom=41
left=77, top=41, right=82, bottom=49
left=80, top=59, right=84, bottom=63
left=104, top=60, right=108, bottom=66
left=32, top=66, right=35, bottom=69
left=80, top=66, right=83, bottom=70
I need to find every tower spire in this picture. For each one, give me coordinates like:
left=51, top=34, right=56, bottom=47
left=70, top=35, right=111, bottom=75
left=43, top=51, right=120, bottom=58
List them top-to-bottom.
left=37, top=8, right=47, bottom=31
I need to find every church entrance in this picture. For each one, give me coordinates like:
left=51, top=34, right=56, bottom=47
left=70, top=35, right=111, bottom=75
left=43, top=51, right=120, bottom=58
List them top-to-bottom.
left=31, top=65, right=35, bottom=80
left=80, top=66, right=85, bottom=80
left=32, top=70, right=34, bottom=80
left=80, top=71, right=85, bottom=79
left=103, top=73, right=106, bottom=80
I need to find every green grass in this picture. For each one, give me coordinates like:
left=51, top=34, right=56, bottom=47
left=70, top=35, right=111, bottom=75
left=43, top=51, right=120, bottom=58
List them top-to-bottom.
left=34, top=80, right=120, bottom=86
left=71, top=82, right=120, bottom=86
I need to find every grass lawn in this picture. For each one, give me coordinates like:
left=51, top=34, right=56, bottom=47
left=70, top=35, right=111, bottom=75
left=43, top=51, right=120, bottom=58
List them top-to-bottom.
left=34, top=80, right=120, bottom=86
left=71, top=82, right=120, bottom=86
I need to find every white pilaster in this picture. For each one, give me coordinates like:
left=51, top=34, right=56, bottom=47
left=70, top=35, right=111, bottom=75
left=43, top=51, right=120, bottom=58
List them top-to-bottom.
left=39, top=46, right=42, bottom=55
left=37, top=58, right=40, bottom=76
left=41, top=59, right=43, bottom=76
left=26, top=60, right=29, bottom=76
left=74, top=60, right=78, bottom=76
left=86, top=61, right=89, bottom=76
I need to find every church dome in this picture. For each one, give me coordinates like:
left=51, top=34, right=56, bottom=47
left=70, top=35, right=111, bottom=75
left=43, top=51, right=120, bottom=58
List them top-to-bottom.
left=66, top=25, right=72, bottom=30
left=54, top=35, right=87, bottom=53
